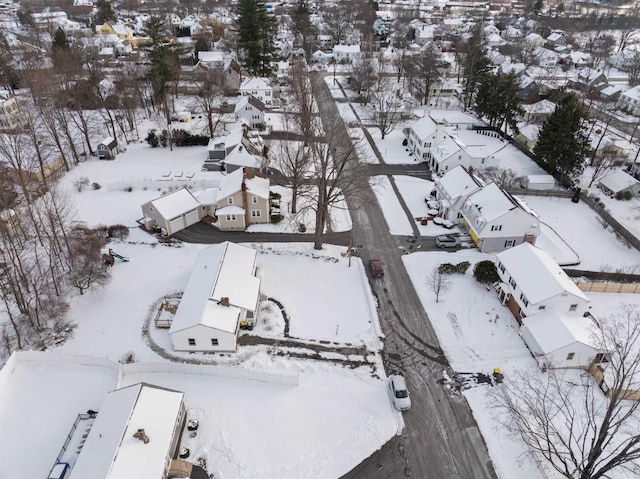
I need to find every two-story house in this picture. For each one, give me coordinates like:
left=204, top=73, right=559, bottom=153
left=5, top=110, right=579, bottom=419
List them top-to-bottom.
left=239, top=77, right=273, bottom=107
left=618, top=85, right=640, bottom=116
left=0, top=90, right=26, bottom=132
left=234, top=95, right=266, bottom=130
left=215, top=167, right=270, bottom=231
left=461, top=182, right=540, bottom=253
left=495, top=242, right=604, bottom=369
left=496, top=242, right=590, bottom=323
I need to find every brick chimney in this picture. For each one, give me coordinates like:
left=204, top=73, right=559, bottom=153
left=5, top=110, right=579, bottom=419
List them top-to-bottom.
left=241, top=173, right=250, bottom=227
left=220, top=297, right=230, bottom=306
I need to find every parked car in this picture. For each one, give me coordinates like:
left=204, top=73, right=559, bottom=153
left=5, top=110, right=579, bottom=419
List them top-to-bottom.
left=435, top=235, right=461, bottom=248
left=369, top=259, right=384, bottom=278
left=388, top=375, right=411, bottom=411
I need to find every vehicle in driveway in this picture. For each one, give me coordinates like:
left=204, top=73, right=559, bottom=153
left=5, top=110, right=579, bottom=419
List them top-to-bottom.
left=436, top=235, right=461, bottom=248
left=369, top=259, right=384, bottom=278
left=388, top=375, right=411, bottom=411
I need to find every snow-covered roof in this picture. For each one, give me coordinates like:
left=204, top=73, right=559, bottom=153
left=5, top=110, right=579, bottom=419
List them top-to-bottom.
left=333, top=44, right=361, bottom=53
left=198, top=51, right=225, bottom=64
left=240, top=76, right=271, bottom=91
left=622, top=85, right=640, bottom=101
left=522, top=99, right=555, bottom=114
left=428, top=110, right=478, bottom=126
left=410, top=115, right=437, bottom=141
left=436, top=165, right=481, bottom=199
left=599, top=169, right=640, bottom=193
left=245, top=174, right=270, bottom=199
left=526, top=174, right=555, bottom=185
left=466, top=183, right=515, bottom=222
left=148, top=187, right=200, bottom=220
left=193, top=187, right=219, bottom=205
left=216, top=205, right=245, bottom=215
left=170, top=242, right=260, bottom=334
left=496, top=242, right=588, bottom=304
left=522, top=310, right=600, bottom=354
left=69, top=383, right=184, bottom=479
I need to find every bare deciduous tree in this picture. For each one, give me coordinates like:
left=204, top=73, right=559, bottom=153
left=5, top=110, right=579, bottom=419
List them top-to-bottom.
left=373, top=87, right=402, bottom=140
left=269, top=135, right=312, bottom=215
left=479, top=167, right=526, bottom=189
left=69, top=232, right=111, bottom=295
left=426, top=266, right=450, bottom=303
left=496, top=306, right=640, bottom=479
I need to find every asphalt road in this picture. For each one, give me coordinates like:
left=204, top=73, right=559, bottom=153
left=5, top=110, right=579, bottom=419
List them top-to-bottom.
left=310, top=72, right=497, bottom=479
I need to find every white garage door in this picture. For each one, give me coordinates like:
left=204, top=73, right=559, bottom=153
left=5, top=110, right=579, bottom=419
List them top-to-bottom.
left=184, top=209, right=200, bottom=227
left=168, top=217, right=184, bottom=235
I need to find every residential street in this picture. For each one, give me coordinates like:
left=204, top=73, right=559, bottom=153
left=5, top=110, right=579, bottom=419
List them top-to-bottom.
left=311, top=73, right=497, bottom=479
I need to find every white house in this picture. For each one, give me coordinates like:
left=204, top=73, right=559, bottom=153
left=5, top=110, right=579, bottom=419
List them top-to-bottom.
left=332, top=44, right=361, bottom=63
left=533, top=47, right=559, bottom=68
left=608, top=49, right=640, bottom=72
left=240, top=77, right=273, bottom=106
left=618, top=85, right=640, bottom=116
left=0, top=89, right=26, bottom=131
left=234, top=95, right=266, bottom=129
left=407, top=115, right=438, bottom=161
left=434, top=165, right=483, bottom=221
left=598, top=169, right=640, bottom=198
left=461, top=183, right=540, bottom=253
left=140, top=188, right=203, bottom=235
left=170, top=242, right=261, bottom=352
left=496, top=242, right=590, bottom=323
left=520, top=310, right=603, bottom=369
left=69, top=383, right=185, bottom=479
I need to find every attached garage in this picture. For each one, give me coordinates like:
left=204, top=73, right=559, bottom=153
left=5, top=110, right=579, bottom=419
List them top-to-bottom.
left=140, top=188, right=202, bottom=235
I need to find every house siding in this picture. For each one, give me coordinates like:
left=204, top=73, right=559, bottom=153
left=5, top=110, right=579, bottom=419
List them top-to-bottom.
left=172, top=324, right=238, bottom=352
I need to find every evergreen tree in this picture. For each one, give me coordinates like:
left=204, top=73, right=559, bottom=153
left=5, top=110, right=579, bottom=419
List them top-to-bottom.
left=94, top=0, right=116, bottom=25
left=235, top=0, right=278, bottom=77
left=291, top=0, right=312, bottom=56
left=533, top=0, right=544, bottom=14
left=142, top=17, right=180, bottom=111
left=462, top=23, right=492, bottom=108
left=52, top=27, right=69, bottom=50
left=475, top=72, right=524, bottom=134
left=534, top=93, right=590, bottom=186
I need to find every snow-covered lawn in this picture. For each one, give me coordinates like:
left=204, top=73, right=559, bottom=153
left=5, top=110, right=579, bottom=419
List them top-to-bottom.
left=402, top=249, right=640, bottom=479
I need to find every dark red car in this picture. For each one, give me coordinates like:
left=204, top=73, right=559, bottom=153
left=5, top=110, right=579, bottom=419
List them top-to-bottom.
left=369, top=259, right=384, bottom=278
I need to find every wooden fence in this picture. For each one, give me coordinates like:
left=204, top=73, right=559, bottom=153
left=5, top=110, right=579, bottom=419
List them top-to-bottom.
left=576, top=282, right=640, bottom=293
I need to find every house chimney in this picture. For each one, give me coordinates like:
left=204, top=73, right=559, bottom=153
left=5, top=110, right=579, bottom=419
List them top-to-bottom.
left=468, top=166, right=474, bottom=176
left=220, top=297, right=230, bottom=306
left=133, top=428, right=150, bottom=444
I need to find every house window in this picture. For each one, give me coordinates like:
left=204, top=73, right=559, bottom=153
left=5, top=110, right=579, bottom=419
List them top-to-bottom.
left=252, top=196, right=258, bottom=204
left=227, top=197, right=233, bottom=205
left=251, top=210, right=261, bottom=217
left=226, top=215, right=237, bottom=221
left=491, top=225, right=503, bottom=231
left=504, top=239, right=515, bottom=247
left=498, top=262, right=505, bottom=273
left=509, top=278, right=516, bottom=289
left=569, top=304, right=578, bottom=311
left=538, top=305, right=546, bottom=310
left=246, top=310, right=254, bottom=319
left=188, top=338, right=196, bottom=346
left=211, top=338, right=219, bottom=346
left=566, top=352, right=575, bottom=360
left=594, top=353, right=609, bottom=363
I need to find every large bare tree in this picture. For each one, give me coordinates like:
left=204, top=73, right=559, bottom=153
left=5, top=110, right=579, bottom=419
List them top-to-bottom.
left=497, top=306, right=640, bottom=479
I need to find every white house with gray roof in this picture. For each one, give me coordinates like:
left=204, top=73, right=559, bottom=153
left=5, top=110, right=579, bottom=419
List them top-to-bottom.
left=618, top=85, right=640, bottom=116
left=461, top=183, right=540, bottom=253
left=141, top=188, right=203, bottom=236
left=170, top=242, right=261, bottom=352
left=496, top=242, right=589, bottom=322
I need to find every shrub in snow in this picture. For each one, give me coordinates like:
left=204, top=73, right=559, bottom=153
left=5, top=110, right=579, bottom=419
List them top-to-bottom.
left=146, top=129, right=160, bottom=147
left=173, top=129, right=209, bottom=147
left=74, top=176, right=90, bottom=192
left=92, top=182, right=101, bottom=190
left=615, top=190, right=633, bottom=201
left=271, top=214, right=284, bottom=224
left=107, top=225, right=129, bottom=240
left=473, top=260, right=499, bottom=284
left=439, top=261, right=470, bottom=275
left=120, top=351, right=136, bottom=364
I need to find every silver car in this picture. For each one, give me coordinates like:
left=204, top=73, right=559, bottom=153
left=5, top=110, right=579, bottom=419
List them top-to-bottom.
left=435, top=235, right=461, bottom=248
left=388, top=375, right=411, bottom=411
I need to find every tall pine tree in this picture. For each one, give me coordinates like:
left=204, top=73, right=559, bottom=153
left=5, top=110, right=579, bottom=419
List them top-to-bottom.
left=235, top=0, right=278, bottom=77
left=462, top=23, right=492, bottom=108
left=475, top=72, right=524, bottom=134
left=534, top=93, right=590, bottom=186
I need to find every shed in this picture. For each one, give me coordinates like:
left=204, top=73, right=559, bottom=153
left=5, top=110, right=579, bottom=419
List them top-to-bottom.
left=97, top=137, right=118, bottom=160
left=598, top=169, right=640, bottom=198
left=524, top=174, right=555, bottom=190
left=140, top=187, right=203, bottom=235
left=170, top=242, right=260, bottom=352
left=520, top=311, right=603, bottom=369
